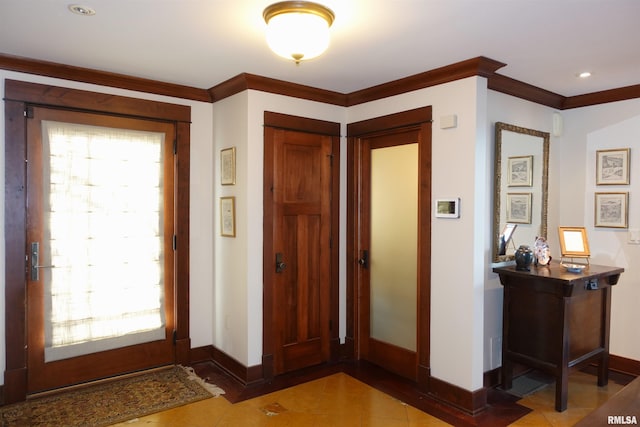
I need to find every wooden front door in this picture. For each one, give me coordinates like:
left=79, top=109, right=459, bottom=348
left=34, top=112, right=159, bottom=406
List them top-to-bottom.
left=25, top=106, right=176, bottom=393
left=263, top=113, right=339, bottom=376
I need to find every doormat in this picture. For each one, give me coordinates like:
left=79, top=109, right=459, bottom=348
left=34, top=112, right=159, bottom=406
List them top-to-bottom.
left=0, top=365, right=224, bottom=427
left=504, top=370, right=555, bottom=398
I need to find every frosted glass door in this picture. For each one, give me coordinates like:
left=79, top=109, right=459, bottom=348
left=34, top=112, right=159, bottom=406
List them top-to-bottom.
left=370, top=143, right=418, bottom=351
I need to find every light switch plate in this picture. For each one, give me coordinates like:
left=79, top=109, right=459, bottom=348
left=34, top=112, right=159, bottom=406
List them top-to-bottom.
left=628, top=229, right=640, bottom=244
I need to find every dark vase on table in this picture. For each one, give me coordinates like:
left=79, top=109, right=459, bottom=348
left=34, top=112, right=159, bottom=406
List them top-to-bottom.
left=515, top=245, right=533, bottom=271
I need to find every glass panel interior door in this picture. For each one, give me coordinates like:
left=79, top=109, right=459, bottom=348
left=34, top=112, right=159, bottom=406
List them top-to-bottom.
left=370, top=143, right=418, bottom=351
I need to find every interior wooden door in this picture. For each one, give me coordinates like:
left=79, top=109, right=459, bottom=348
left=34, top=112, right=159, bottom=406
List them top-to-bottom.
left=348, top=107, right=432, bottom=386
left=264, top=123, right=335, bottom=375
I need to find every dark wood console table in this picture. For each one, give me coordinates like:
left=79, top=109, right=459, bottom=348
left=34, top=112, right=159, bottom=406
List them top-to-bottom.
left=493, top=261, right=623, bottom=412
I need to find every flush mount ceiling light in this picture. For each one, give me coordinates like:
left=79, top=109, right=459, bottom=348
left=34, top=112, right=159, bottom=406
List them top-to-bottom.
left=263, top=1, right=335, bottom=64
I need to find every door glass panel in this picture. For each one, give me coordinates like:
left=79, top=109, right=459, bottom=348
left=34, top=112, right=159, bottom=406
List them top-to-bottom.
left=41, top=120, right=166, bottom=362
left=370, top=143, right=418, bottom=351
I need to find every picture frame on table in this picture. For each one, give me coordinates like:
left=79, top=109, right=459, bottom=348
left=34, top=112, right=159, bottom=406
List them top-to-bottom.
left=558, top=226, right=590, bottom=258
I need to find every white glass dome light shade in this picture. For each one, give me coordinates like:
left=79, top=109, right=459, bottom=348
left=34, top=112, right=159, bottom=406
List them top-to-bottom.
left=263, top=2, right=335, bottom=63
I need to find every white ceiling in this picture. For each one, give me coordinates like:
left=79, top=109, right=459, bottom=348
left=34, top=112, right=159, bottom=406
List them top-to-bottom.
left=1, top=0, right=639, bottom=97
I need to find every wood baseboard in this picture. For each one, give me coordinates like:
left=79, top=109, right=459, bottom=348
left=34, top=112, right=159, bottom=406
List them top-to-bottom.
left=189, top=345, right=263, bottom=386
left=189, top=345, right=639, bottom=417
left=483, top=353, right=640, bottom=389
left=610, top=354, right=640, bottom=376
left=428, top=376, right=487, bottom=416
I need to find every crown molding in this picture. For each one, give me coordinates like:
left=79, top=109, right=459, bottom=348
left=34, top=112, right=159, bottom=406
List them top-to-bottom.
left=0, top=53, right=211, bottom=103
left=1, top=53, right=638, bottom=110
left=346, top=56, right=507, bottom=106
left=208, top=72, right=347, bottom=106
left=488, top=73, right=565, bottom=109
left=563, top=84, right=640, bottom=109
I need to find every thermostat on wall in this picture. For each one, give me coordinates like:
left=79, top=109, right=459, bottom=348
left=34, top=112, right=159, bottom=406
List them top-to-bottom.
left=435, top=198, right=460, bottom=218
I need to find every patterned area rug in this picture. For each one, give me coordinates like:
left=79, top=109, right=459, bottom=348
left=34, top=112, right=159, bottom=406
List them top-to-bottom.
left=0, top=365, right=224, bottom=427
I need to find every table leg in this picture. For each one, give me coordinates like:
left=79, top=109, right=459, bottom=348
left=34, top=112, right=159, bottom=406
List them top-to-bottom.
left=598, top=353, right=610, bottom=387
left=502, top=358, right=513, bottom=390
left=555, top=370, right=568, bottom=412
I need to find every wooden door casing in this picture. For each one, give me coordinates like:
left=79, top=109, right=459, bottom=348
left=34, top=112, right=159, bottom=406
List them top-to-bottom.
left=3, top=79, right=192, bottom=403
left=263, top=112, right=340, bottom=378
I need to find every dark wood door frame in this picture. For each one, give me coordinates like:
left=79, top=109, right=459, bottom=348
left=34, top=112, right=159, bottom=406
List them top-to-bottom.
left=3, top=79, right=192, bottom=403
left=346, top=106, right=432, bottom=389
left=262, top=111, right=341, bottom=379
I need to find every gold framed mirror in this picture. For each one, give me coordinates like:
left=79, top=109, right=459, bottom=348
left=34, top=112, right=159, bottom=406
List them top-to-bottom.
left=492, top=122, right=550, bottom=262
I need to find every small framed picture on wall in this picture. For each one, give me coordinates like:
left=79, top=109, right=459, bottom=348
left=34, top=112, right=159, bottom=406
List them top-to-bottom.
left=220, top=147, right=236, bottom=185
left=596, top=148, right=630, bottom=185
left=594, top=192, right=628, bottom=228
left=220, top=196, right=236, bottom=237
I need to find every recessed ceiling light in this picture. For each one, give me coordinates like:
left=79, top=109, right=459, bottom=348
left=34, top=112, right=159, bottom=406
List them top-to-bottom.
left=68, top=4, right=96, bottom=16
left=577, top=71, right=592, bottom=78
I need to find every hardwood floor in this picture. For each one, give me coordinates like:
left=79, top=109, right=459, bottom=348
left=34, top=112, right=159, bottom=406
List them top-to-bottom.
left=109, top=360, right=636, bottom=426
left=186, top=360, right=635, bottom=427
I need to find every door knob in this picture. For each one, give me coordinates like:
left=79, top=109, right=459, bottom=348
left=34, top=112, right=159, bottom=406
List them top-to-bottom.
left=358, top=250, right=369, bottom=269
left=275, top=252, right=287, bottom=273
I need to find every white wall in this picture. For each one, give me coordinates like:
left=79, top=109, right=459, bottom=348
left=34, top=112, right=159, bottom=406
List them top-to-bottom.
left=0, top=71, right=216, bottom=384
left=348, top=76, right=489, bottom=391
left=213, top=77, right=491, bottom=391
left=211, top=90, right=347, bottom=367
left=485, top=91, right=558, bottom=372
left=561, top=99, right=640, bottom=361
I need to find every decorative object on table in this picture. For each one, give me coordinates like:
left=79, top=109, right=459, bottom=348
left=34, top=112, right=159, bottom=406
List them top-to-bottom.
left=596, top=148, right=630, bottom=185
left=594, top=192, right=629, bottom=228
left=498, top=223, right=517, bottom=256
left=558, top=226, right=590, bottom=265
left=533, top=236, right=552, bottom=266
left=514, top=245, right=534, bottom=271
left=562, top=263, right=587, bottom=273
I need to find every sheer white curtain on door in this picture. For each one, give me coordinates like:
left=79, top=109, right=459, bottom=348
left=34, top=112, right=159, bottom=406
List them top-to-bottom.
left=41, top=121, right=166, bottom=362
